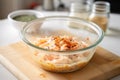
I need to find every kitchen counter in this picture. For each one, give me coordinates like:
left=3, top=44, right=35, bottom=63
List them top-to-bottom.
left=0, top=12, right=120, bottom=80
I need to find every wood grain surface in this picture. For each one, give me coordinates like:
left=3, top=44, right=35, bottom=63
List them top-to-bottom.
left=0, top=42, right=120, bottom=80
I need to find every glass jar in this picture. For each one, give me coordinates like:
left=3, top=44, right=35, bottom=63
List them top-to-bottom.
left=69, top=0, right=93, bottom=20
left=69, top=0, right=93, bottom=28
left=88, top=1, right=110, bottom=32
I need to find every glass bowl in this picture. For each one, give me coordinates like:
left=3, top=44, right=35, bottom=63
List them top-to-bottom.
left=21, top=16, right=104, bottom=73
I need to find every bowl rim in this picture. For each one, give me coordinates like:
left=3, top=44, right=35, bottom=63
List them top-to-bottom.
left=7, top=9, right=44, bottom=23
left=21, top=16, right=104, bottom=53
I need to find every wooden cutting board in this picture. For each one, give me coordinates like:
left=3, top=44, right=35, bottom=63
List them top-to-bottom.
left=0, top=42, right=120, bottom=80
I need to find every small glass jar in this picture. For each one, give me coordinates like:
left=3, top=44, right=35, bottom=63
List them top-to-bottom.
left=68, top=0, right=93, bottom=28
left=69, top=0, right=93, bottom=20
left=88, top=1, right=110, bottom=32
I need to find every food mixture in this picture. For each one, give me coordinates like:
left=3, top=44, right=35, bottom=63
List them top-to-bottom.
left=13, top=15, right=37, bottom=22
left=89, top=16, right=108, bottom=32
left=32, top=36, right=92, bottom=72
left=34, top=36, right=88, bottom=51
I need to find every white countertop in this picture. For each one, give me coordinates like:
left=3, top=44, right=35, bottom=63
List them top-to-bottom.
left=0, top=12, right=120, bottom=80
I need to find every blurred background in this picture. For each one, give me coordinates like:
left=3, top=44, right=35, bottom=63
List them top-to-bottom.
left=0, top=0, right=120, bottom=19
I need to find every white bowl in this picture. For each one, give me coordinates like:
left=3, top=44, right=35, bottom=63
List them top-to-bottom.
left=8, top=10, right=44, bottom=31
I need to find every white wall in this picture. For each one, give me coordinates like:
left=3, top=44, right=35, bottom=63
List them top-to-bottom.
left=0, top=0, right=42, bottom=19
left=0, top=0, right=93, bottom=19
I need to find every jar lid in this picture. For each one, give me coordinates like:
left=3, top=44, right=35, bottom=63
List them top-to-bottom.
left=92, top=1, right=110, bottom=13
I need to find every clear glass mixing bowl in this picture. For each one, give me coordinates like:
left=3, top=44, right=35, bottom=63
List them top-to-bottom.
left=21, top=16, right=104, bottom=72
